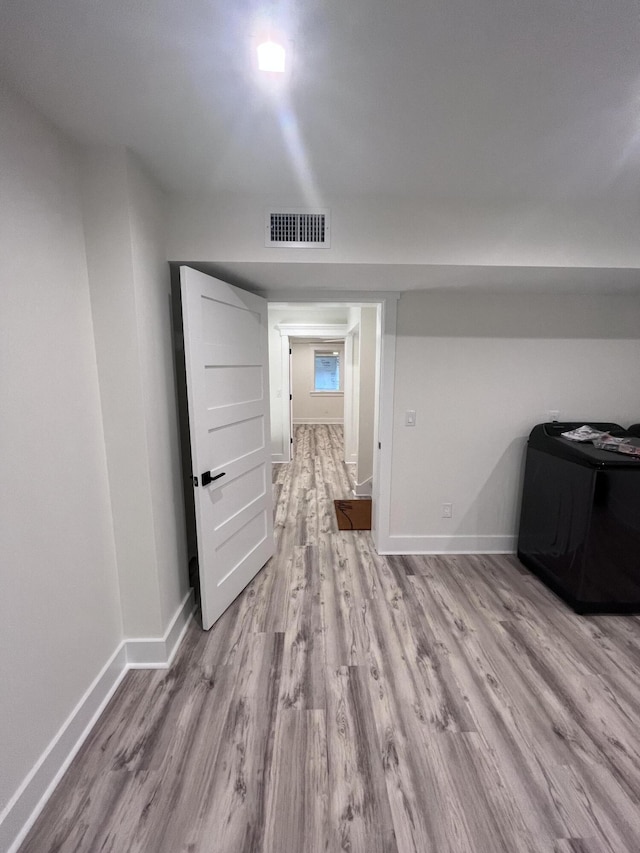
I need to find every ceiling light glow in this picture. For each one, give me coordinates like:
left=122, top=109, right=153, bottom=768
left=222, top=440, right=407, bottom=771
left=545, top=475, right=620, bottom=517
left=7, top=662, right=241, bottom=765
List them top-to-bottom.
left=257, top=40, right=285, bottom=73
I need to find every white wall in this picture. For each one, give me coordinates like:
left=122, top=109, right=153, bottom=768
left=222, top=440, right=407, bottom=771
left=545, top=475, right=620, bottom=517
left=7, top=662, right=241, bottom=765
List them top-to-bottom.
left=0, top=83, right=122, bottom=846
left=0, top=91, right=192, bottom=852
left=81, top=147, right=161, bottom=636
left=81, top=148, right=189, bottom=636
left=126, top=155, right=189, bottom=628
left=167, top=191, right=640, bottom=268
left=389, top=291, right=640, bottom=552
left=355, top=307, right=377, bottom=489
left=291, top=341, right=345, bottom=424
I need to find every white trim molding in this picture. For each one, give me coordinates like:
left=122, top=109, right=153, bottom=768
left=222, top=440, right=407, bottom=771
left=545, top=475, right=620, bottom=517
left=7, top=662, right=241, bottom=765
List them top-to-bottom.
left=268, top=290, right=401, bottom=304
left=370, top=297, right=397, bottom=554
left=276, top=323, right=350, bottom=338
left=271, top=334, right=292, bottom=465
left=293, top=417, right=344, bottom=425
left=353, top=475, right=373, bottom=497
left=379, top=534, right=517, bottom=555
left=126, top=589, right=195, bottom=669
left=2, top=590, right=195, bottom=853
left=1, top=644, right=129, bottom=853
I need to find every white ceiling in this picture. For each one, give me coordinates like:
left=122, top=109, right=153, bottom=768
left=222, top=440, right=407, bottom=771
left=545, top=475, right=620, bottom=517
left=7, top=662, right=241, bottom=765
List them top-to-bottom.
left=2, top=0, right=640, bottom=291
left=2, top=0, right=640, bottom=201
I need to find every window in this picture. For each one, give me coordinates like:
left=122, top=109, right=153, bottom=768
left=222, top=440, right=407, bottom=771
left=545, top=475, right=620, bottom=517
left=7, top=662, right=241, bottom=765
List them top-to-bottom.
left=314, top=351, right=340, bottom=392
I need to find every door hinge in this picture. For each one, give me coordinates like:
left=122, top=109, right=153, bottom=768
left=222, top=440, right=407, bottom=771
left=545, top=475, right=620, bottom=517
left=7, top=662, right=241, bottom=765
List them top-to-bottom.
left=289, top=348, right=292, bottom=355
left=289, top=394, right=293, bottom=400
left=290, top=437, right=293, bottom=444
left=378, top=442, right=381, bottom=450
left=193, top=475, right=199, bottom=487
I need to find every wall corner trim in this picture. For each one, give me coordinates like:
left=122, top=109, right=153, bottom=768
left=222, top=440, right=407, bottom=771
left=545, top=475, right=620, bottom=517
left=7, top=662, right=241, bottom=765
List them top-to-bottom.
left=126, top=589, right=195, bottom=669
left=2, top=590, right=196, bottom=853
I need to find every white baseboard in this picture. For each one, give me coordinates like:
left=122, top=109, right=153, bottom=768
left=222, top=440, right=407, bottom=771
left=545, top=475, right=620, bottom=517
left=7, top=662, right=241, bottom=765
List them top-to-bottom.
left=292, top=418, right=344, bottom=424
left=353, top=477, right=372, bottom=497
left=378, top=534, right=517, bottom=555
left=126, top=589, right=195, bottom=669
left=2, top=590, right=195, bottom=853
left=1, top=642, right=128, bottom=853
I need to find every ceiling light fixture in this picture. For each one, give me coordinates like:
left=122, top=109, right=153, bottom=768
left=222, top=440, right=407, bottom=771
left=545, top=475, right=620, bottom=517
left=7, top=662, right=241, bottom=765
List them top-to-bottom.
left=257, top=40, right=286, bottom=73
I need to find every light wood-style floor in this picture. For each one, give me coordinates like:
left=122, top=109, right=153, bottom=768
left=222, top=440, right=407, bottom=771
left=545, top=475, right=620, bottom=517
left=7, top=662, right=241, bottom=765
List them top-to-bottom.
left=20, top=425, right=640, bottom=852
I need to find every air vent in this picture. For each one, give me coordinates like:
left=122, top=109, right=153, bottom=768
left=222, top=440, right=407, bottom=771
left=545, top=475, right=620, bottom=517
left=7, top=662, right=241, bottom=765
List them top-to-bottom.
left=265, top=208, right=330, bottom=248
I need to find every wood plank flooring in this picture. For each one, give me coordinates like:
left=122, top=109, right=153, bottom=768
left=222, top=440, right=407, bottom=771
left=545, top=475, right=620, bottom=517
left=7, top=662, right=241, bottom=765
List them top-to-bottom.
left=20, top=424, right=640, bottom=853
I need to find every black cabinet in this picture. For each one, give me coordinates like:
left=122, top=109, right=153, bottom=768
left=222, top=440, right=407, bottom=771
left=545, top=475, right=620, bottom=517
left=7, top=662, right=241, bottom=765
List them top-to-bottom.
left=517, top=422, right=640, bottom=612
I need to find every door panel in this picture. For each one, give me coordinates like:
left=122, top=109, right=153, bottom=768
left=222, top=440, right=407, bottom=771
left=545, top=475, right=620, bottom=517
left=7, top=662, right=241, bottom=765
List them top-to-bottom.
left=180, top=266, right=274, bottom=630
left=201, top=298, right=263, bottom=351
left=204, top=365, right=263, bottom=407
left=206, top=416, right=265, bottom=465
left=213, top=465, right=266, bottom=525
left=217, top=510, right=268, bottom=573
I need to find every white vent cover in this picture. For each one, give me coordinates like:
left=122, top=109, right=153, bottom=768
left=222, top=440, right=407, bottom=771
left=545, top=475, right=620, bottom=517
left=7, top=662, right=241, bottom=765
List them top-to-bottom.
left=265, top=208, right=330, bottom=248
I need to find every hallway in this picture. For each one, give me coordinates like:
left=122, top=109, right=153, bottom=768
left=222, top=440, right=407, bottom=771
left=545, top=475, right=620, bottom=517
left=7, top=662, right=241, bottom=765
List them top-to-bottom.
left=20, top=425, right=640, bottom=852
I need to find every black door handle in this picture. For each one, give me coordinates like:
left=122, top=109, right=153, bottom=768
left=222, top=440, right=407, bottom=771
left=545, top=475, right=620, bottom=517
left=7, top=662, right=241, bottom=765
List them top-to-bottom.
left=201, top=471, right=226, bottom=486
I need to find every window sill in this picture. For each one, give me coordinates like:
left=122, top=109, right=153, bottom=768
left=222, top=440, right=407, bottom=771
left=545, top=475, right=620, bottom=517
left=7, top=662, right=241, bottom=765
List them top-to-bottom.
left=310, top=391, right=343, bottom=397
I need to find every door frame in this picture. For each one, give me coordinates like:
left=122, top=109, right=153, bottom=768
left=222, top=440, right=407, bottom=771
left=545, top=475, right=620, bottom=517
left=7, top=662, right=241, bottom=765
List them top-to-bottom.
left=267, top=292, right=398, bottom=554
left=342, top=326, right=359, bottom=466
left=272, top=332, right=292, bottom=463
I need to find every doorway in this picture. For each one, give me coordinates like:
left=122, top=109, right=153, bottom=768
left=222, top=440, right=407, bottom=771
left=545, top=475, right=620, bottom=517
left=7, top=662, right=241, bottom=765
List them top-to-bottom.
left=266, top=297, right=397, bottom=553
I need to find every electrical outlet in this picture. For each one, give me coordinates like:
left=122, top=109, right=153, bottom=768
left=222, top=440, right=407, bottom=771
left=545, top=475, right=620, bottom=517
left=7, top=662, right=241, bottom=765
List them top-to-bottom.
left=547, top=409, right=560, bottom=422
left=405, top=410, right=416, bottom=427
left=442, top=503, right=453, bottom=518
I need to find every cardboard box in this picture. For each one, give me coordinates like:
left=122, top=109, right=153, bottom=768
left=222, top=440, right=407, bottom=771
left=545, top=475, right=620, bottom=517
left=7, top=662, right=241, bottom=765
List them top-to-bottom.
left=334, top=499, right=372, bottom=530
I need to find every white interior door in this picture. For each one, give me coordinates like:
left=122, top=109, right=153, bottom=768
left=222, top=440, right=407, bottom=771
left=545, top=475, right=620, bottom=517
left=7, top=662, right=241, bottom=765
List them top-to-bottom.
left=180, top=267, right=274, bottom=630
